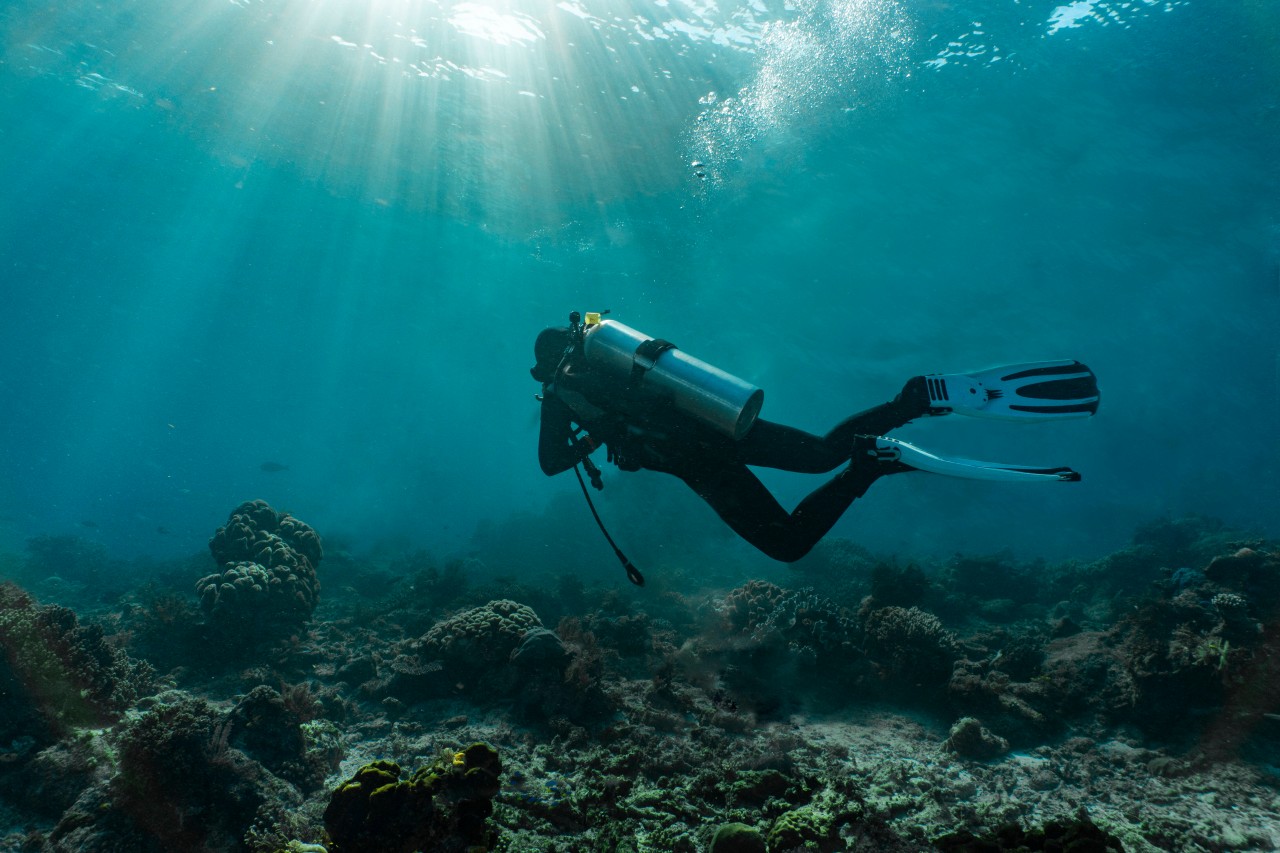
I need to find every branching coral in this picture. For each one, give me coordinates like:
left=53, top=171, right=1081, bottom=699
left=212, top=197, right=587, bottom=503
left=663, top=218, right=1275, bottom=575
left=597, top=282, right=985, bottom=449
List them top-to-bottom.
left=705, top=581, right=862, bottom=715
left=861, top=604, right=958, bottom=689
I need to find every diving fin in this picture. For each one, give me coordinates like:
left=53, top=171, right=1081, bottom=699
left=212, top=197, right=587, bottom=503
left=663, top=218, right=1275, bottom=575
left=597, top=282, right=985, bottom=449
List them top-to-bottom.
left=923, top=360, right=1100, bottom=421
left=863, top=436, right=1081, bottom=483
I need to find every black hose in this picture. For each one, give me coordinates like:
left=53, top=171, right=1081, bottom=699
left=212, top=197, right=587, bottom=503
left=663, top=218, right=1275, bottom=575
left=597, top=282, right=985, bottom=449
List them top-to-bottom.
left=573, top=464, right=644, bottom=586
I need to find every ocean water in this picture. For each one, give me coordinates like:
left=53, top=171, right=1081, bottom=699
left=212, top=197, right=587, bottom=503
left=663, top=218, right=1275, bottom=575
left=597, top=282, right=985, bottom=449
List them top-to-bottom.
left=1, top=0, right=1279, bottom=850
left=2, top=0, right=1275, bottom=569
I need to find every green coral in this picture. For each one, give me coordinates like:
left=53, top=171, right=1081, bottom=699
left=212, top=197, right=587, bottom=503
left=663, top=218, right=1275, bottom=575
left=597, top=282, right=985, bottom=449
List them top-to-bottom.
left=323, top=743, right=502, bottom=853
left=767, top=806, right=834, bottom=852
left=710, top=822, right=766, bottom=853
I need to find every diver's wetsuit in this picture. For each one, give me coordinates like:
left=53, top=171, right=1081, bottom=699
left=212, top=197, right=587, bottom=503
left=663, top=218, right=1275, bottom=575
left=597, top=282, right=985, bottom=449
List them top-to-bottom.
left=536, top=344, right=928, bottom=562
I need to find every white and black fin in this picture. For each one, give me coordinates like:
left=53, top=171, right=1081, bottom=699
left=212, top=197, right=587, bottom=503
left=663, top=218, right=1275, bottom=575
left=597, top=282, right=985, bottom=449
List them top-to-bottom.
left=924, top=360, right=1100, bottom=421
left=864, top=437, right=1082, bottom=483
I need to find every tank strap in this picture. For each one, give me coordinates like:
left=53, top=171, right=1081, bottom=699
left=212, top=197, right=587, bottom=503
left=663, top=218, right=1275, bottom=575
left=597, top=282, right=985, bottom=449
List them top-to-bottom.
left=631, top=338, right=677, bottom=384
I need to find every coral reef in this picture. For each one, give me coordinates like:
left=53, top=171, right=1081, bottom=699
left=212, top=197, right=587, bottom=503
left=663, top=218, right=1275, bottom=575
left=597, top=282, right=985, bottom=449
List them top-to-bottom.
left=196, top=500, right=324, bottom=635
left=4, top=514, right=1279, bottom=852
left=705, top=580, right=863, bottom=715
left=0, top=582, right=154, bottom=744
left=406, top=599, right=543, bottom=700
left=419, top=599, right=542, bottom=669
left=862, top=603, right=958, bottom=694
left=228, top=684, right=341, bottom=792
left=42, top=691, right=316, bottom=853
left=322, top=743, right=502, bottom=853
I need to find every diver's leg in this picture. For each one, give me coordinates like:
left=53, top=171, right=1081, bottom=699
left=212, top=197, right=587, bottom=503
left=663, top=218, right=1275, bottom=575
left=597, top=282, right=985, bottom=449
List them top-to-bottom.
left=823, top=376, right=932, bottom=448
left=736, top=377, right=931, bottom=473
left=735, top=420, right=846, bottom=473
left=680, top=458, right=890, bottom=563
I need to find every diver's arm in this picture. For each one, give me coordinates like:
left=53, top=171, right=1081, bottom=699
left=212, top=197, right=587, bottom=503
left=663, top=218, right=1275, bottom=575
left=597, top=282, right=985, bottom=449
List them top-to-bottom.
left=538, top=394, right=599, bottom=476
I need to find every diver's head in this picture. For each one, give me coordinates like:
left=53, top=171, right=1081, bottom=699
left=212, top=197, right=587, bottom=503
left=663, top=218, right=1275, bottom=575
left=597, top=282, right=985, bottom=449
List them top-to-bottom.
left=530, top=326, right=572, bottom=382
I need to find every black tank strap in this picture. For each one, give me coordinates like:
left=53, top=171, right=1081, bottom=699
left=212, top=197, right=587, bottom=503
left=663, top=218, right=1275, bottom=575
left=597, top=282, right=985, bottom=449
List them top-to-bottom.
left=631, top=338, right=677, bottom=384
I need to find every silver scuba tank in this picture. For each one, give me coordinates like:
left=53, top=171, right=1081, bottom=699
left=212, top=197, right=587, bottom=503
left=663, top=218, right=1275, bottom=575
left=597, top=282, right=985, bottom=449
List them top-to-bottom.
left=581, top=318, right=764, bottom=440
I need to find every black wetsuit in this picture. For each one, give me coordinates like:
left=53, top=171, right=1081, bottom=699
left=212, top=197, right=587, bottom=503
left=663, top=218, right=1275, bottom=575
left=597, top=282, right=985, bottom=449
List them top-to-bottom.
left=537, top=351, right=927, bottom=562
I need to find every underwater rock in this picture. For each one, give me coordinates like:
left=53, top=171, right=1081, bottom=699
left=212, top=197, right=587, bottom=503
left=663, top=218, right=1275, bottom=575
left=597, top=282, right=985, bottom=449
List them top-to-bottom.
left=196, top=500, right=323, bottom=636
left=1036, top=630, right=1130, bottom=720
left=947, top=660, right=1055, bottom=747
left=943, top=717, right=1010, bottom=760
left=9, top=738, right=102, bottom=818
left=322, top=743, right=502, bottom=853
left=934, top=812, right=1125, bottom=852
left=709, top=821, right=766, bottom=853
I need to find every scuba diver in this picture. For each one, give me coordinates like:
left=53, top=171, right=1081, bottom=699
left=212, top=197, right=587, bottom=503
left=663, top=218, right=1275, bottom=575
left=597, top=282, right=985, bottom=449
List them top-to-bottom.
left=532, top=311, right=1099, bottom=579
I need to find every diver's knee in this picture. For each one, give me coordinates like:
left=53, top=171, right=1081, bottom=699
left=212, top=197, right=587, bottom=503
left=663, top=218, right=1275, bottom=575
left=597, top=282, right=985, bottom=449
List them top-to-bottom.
left=766, top=538, right=815, bottom=563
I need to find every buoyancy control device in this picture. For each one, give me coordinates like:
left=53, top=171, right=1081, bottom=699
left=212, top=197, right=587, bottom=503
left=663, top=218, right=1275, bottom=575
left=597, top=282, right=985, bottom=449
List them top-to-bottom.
left=580, top=315, right=763, bottom=440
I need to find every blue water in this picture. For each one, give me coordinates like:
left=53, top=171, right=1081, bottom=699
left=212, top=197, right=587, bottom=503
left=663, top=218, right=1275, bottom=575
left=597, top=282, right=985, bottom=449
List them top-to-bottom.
left=1, top=0, right=1277, bottom=575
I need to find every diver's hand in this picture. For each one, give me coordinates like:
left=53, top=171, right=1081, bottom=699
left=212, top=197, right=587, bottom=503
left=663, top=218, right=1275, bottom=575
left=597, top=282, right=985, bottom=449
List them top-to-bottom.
left=608, top=443, right=642, bottom=472
left=582, top=457, right=604, bottom=490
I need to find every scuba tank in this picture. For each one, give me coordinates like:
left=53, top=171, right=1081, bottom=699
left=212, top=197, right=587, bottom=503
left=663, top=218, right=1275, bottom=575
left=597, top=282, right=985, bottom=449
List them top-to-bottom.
left=580, top=315, right=764, bottom=440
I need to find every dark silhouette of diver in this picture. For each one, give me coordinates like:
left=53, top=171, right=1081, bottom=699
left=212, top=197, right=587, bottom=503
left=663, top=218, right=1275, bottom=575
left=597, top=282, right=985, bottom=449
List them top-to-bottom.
left=533, top=312, right=1099, bottom=567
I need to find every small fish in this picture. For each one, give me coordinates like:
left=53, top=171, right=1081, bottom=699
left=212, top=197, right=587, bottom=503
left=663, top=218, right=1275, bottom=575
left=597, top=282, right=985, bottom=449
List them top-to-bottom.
left=260, top=461, right=289, bottom=472
left=78, top=519, right=98, bottom=528
left=156, top=526, right=170, bottom=535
